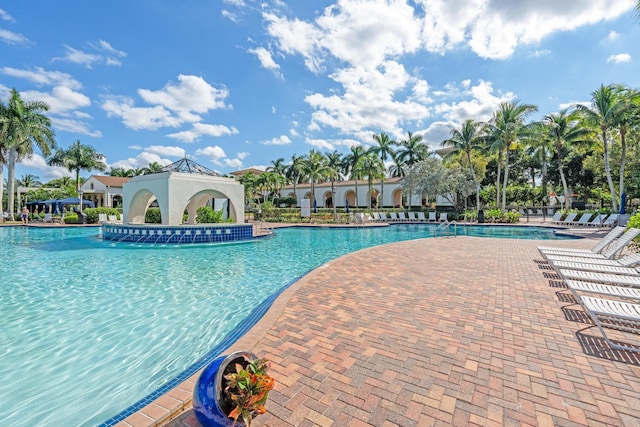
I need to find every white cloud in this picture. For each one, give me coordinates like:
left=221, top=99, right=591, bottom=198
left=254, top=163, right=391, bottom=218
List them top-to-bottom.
left=0, top=8, right=14, bottom=21
left=0, top=28, right=29, bottom=45
left=606, top=30, right=620, bottom=41
left=54, top=41, right=126, bottom=68
left=249, top=47, right=283, bottom=78
left=607, top=53, right=631, bottom=63
left=1, top=67, right=83, bottom=89
left=434, top=80, right=514, bottom=123
left=103, top=97, right=182, bottom=130
left=167, top=123, right=239, bottom=143
left=261, top=135, right=291, bottom=145
left=306, top=138, right=335, bottom=150
left=145, top=145, right=186, bottom=158
left=195, top=146, right=227, bottom=161
left=109, top=152, right=173, bottom=170
left=20, top=154, right=72, bottom=179
left=224, top=158, right=243, bottom=168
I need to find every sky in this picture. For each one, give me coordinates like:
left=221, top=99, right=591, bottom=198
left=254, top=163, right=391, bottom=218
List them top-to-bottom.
left=1, top=0, right=640, bottom=183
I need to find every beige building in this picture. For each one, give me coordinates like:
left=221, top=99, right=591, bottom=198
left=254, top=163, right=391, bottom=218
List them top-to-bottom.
left=80, top=176, right=130, bottom=208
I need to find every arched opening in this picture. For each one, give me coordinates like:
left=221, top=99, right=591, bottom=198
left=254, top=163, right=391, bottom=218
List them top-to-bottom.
left=127, top=189, right=160, bottom=224
left=185, top=189, right=236, bottom=224
left=368, top=189, right=380, bottom=209
left=392, top=189, right=404, bottom=208
left=323, top=191, right=334, bottom=208
left=345, top=191, right=356, bottom=209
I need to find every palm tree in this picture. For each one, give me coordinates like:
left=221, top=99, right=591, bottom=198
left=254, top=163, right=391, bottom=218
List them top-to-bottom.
left=575, top=84, right=623, bottom=212
left=611, top=85, right=640, bottom=210
left=2, top=89, right=56, bottom=216
left=485, top=101, right=538, bottom=210
left=542, top=109, right=592, bottom=210
left=441, top=119, right=485, bottom=211
left=525, top=121, right=554, bottom=208
left=396, top=131, right=429, bottom=168
left=371, top=132, right=395, bottom=208
left=48, top=140, right=106, bottom=194
left=343, top=145, right=366, bottom=207
left=303, top=150, right=330, bottom=210
left=325, top=150, right=343, bottom=220
left=359, top=151, right=385, bottom=209
left=388, top=152, right=407, bottom=178
left=285, top=154, right=305, bottom=206
left=267, top=158, right=287, bottom=176
left=146, top=161, right=163, bottom=174
left=108, top=167, right=135, bottom=177
left=17, top=174, right=42, bottom=188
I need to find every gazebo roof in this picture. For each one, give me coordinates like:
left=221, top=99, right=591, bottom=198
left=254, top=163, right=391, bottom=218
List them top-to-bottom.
left=160, top=158, right=220, bottom=176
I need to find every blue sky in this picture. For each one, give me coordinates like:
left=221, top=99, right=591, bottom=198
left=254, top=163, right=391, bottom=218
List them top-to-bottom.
left=2, top=0, right=640, bottom=182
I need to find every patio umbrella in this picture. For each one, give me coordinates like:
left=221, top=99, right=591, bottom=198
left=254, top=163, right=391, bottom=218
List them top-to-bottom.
left=620, top=193, right=627, bottom=215
left=313, top=199, right=317, bottom=213
left=345, top=199, right=349, bottom=213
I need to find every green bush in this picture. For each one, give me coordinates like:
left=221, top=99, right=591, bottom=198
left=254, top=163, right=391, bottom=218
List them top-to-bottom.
left=196, top=206, right=225, bottom=223
left=83, top=207, right=122, bottom=224
left=145, top=208, right=162, bottom=224
left=627, top=212, right=640, bottom=229
left=64, top=214, right=78, bottom=224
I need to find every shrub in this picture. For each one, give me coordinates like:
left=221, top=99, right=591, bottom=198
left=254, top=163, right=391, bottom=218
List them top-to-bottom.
left=196, top=206, right=225, bottom=223
left=83, top=207, right=122, bottom=224
left=145, top=208, right=162, bottom=224
left=64, top=214, right=78, bottom=224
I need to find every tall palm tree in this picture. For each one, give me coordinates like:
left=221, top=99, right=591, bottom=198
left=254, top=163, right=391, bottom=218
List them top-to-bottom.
left=575, top=84, right=623, bottom=212
left=611, top=85, right=640, bottom=209
left=2, top=89, right=56, bottom=216
left=485, top=101, right=538, bottom=210
left=542, top=109, right=592, bottom=210
left=441, top=119, right=485, bottom=211
left=525, top=121, right=554, bottom=208
left=396, top=131, right=429, bottom=168
left=371, top=132, right=395, bottom=208
left=48, top=140, right=106, bottom=194
left=343, top=145, right=367, bottom=207
left=303, top=150, right=330, bottom=210
left=325, top=150, right=343, bottom=220
left=359, top=151, right=385, bottom=209
left=388, top=152, right=407, bottom=178
left=285, top=154, right=305, bottom=206
left=267, top=158, right=287, bottom=177
left=146, top=161, right=164, bottom=174
left=108, top=167, right=135, bottom=177
left=17, top=174, right=42, bottom=188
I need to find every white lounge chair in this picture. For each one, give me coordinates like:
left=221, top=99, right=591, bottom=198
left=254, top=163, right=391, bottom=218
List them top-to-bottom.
left=407, top=211, right=417, bottom=221
left=372, top=212, right=381, bottom=221
left=379, top=212, right=389, bottom=222
left=389, top=212, right=399, bottom=221
left=397, top=212, right=407, bottom=221
left=417, top=212, right=426, bottom=222
left=428, top=212, right=437, bottom=222
left=550, top=212, right=563, bottom=223
left=560, top=212, right=578, bottom=225
left=98, top=213, right=108, bottom=224
left=439, top=213, right=448, bottom=222
left=574, top=213, right=592, bottom=226
left=587, top=214, right=608, bottom=227
left=602, top=214, right=619, bottom=227
left=108, top=215, right=122, bottom=223
left=538, top=226, right=626, bottom=256
left=543, top=228, right=640, bottom=261
left=545, top=252, right=640, bottom=268
left=551, top=261, right=639, bottom=276
left=558, top=269, right=640, bottom=287
left=567, top=280, right=640, bottom=302
left=579, top=295, right=640, bottom=352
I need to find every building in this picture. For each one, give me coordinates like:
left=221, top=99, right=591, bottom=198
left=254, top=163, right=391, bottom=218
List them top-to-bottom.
left=80, top=176, right=130, bottom=208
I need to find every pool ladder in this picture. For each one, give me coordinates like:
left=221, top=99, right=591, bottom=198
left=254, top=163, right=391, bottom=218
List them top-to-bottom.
left=434, top=220, right=457, bottom=238
left=254, top=221, right=274, bottom=237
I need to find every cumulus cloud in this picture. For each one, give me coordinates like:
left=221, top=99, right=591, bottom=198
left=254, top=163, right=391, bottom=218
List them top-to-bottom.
left=0, top=28, right=29, bottom=45
left=53, top=40, right=126, bottom=68
left=249, top=47, right=283, bottom=78
left=607, top=53, right=631, bottom=63
left=434, top=80, right=514, bottom=123
left=167, top=123, right=239, bottom=143
left=261, top=135, right=291, bottom=145
left=195, top=146, right=227, bottom=160
left=109, top=152, right=173, bottom=170
left=21, top=154, right=72, bottom=179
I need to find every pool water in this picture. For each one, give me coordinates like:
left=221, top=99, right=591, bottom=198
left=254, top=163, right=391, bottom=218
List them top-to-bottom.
left=0, top=224, right=569, bottom=426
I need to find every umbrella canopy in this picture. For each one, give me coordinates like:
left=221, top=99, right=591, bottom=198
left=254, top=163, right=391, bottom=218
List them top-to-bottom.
left=57, top=197, right=95, bottom=208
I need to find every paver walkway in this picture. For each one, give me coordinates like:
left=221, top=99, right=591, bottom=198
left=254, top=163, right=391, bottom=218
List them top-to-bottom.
left=127, top=231, right=640, bottom=426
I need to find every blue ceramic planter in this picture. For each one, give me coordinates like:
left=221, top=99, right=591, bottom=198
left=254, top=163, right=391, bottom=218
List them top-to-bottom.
left=193, top=351, right=257, bottom=427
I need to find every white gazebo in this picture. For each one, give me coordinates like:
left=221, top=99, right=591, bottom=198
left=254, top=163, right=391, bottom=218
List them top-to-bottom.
left=121, top=159, right=244, bottom=226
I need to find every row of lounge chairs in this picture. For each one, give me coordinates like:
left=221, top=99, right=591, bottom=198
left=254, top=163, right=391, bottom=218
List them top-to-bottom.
left=371, top=211, right=448, bottom=222
left=549, top=212, right=619, bottom=227
left=538, top=226, right=640, bottom=352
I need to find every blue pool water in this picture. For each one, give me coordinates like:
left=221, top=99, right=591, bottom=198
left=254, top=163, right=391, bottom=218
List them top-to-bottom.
left=0, top=224, right=570, bottom=426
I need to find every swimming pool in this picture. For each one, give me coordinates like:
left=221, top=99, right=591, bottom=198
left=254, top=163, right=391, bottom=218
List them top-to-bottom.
left=0, top=224, right=570, bottom=426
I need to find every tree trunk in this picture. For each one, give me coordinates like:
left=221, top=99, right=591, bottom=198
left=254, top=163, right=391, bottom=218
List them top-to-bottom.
left=602, top=129, right=618, bottom=212
left=619, top=129, right=627, bottom=208
left=7, top=147, right=17, bottom=217
left=501, top=147, right=510, bottom=211
left=466, top=151, right=481, bottom=210
left=495, top=151, right=502, bottom=208
left=0, top=163, right=4, bottom=213
left=354, top=180, right=359, bottom=207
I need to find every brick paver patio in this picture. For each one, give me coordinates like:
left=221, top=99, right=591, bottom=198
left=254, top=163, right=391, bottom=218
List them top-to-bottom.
left=122, top=231, right=640, bottom=427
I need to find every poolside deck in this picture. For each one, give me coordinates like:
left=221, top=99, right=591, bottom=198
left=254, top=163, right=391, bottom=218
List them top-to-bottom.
left=119, top=225, right=640, bottom=427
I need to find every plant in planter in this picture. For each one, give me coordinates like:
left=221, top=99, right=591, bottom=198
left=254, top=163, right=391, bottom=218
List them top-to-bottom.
left=193, top=351, right=275, bottom=427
